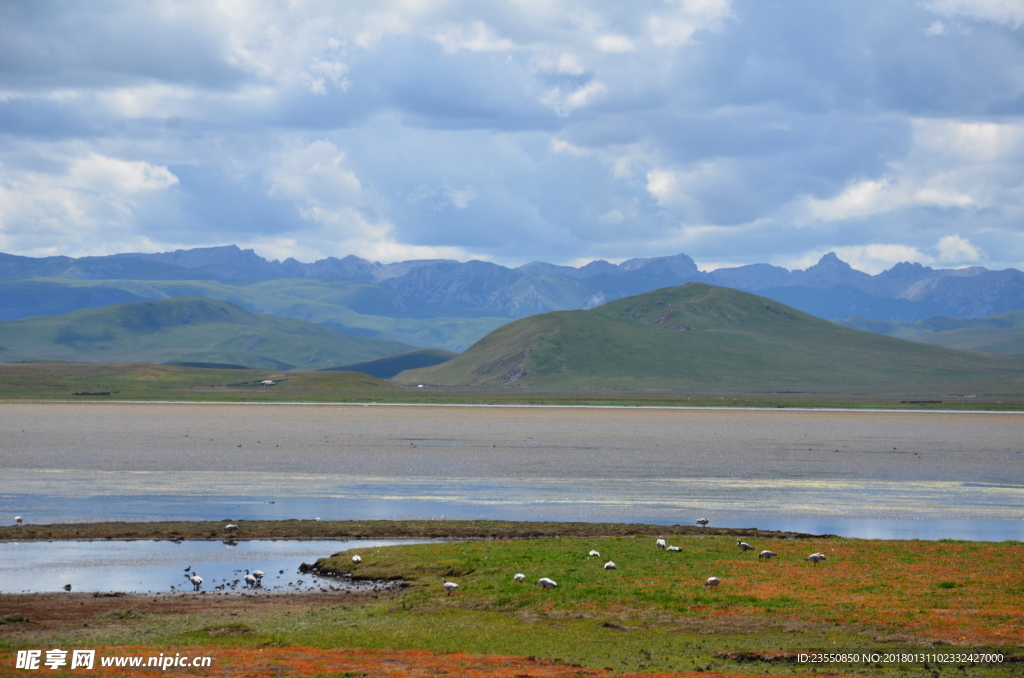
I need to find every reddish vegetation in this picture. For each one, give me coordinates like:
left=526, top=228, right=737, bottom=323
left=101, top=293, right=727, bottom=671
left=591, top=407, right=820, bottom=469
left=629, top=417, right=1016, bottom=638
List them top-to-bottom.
left=0, top=646, right=872, bottom=678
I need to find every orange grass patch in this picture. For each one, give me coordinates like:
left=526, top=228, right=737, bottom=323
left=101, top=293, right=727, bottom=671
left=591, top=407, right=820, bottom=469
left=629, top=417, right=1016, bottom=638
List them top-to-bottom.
left=694, top=539, right=1024, bottom=646
left=0, top=646, right=872, bottom=678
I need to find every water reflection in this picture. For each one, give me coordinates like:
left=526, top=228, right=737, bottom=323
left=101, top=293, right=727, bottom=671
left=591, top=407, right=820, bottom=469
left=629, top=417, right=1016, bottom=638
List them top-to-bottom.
left=0, top=539, right=434, bottom=595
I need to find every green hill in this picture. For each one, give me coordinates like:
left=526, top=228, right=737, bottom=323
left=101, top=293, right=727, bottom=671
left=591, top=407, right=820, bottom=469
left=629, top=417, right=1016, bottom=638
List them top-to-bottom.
left=394, top=283, right=1024, bottom=393
left=0, top=297, right=414, bottom=369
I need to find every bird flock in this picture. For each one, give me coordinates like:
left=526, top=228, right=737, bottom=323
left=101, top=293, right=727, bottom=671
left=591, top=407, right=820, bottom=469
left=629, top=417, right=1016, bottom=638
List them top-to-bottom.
left=439, top=519, right=832, bottom=599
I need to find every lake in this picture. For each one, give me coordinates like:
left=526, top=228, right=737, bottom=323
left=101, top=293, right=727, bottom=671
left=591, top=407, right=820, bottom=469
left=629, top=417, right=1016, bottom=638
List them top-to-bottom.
left=2, top=403, right=1022, bottom=541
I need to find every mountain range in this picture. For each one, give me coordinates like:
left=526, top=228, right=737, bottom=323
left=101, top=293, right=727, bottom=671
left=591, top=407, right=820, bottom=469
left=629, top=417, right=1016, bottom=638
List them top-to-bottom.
left=2, top=246, right=1023, bottom=350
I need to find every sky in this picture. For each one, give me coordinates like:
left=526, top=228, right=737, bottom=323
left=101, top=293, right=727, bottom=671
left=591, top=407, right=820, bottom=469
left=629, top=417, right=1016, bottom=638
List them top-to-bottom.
left=1, top=0, right=1023, bottom=274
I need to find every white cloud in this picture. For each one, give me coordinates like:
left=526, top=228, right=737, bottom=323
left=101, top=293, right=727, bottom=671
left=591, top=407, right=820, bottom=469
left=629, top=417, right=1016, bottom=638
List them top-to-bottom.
left=648, top=0, right=734, bottom=48
left=925, top=0, right=1024, bottom=28
left=432, top=21, right=517, bottom=53
left=595, top=34, right=635, bottom=53
left=540, top=80, right=607, bottom=116
left=265, top=140, right=362, bottom=205
left=0, top=153, right=178, bottom=257
left=935, top=234, right=983, bottom=264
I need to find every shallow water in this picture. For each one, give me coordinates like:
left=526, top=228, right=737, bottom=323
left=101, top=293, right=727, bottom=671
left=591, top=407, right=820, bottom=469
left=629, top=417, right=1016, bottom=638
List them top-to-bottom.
left=2, top=403, right=1022, bottom=541
left=0, top=539, right=434, bottom=595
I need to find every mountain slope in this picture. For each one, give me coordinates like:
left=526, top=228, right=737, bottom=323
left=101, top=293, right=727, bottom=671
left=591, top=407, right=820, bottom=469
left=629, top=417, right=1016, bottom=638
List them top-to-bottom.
left=394, top=283, right=1024, bottom=392
left=0, top=297, right=414, bottom=369
left=838, top=310, right=1024, bottom=354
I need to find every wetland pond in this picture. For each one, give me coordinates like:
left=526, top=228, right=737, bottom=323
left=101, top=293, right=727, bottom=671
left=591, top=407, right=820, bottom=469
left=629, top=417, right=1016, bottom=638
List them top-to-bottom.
left=0, top=539, right=437, bottom=595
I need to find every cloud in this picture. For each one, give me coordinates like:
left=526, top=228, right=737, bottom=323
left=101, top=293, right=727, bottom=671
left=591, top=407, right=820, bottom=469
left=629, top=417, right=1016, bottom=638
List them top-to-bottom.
left=1, top=0, right=1024, bottom=272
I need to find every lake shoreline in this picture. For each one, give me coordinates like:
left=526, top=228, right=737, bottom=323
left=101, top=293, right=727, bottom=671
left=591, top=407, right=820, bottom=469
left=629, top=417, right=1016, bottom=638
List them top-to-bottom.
left=0, top=519, right=831, bottom=543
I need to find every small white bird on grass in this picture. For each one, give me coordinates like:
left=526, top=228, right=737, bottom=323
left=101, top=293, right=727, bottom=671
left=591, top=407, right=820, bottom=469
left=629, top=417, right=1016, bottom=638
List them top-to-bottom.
left=14, top=516, right=23, bottom=526
left=224, top=524, right=239, bottom=532
left=656, top=538, right=666, bottom=549
left=737, top=540, right=754, bottom=553
left=666, top=545, right=682, bottom=552
left=589, top=549, right=600, bottom=557
left=758, top=550, right=778, bottom=561
left=806, top=552, right=827, bottom=566
left=352, top=555, right=362, bottom=565
left=604, top=561, right=617, bottom=570
left=513, top=573, right=526, bottom=582
left=190, top=574, right=204, bottom=591
left=244, top=574, right=257, bottom=588
left=703, top=576, right=721, bottom=591
left=536, top=577, right=557, bottom=589
left=443, top=579, right=459, bottom=596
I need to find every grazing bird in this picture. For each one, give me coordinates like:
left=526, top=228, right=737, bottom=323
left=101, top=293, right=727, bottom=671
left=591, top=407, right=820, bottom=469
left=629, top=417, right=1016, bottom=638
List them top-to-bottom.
left=14, top=516, right=23, bottom=526
left=696, top=518, right=709, bottom=527
left=224, top=524, right=239, bottom=532
left=656, top=538, right=666, bottom=549
left=737, top=540, right=754, bottom=553
left=666, top=545, right=682, bottom=552
left=589, top=549, right=600, bottom=557
left=758, top=550, right=778, bottom=561
left=806, top=552, right=827, bottom=566
left=351, top=555, right=362, bottom=565
left=604, top=561, right=617, bottom=570
left=252, top=570, right=265, bottom=580
left=513, top=573, right=526, bottom=582
left=190, top=574, right=204, bottom=591
left=244, top=574, right=257, bottom=588
left=703, top=576, right=721, bottom=591
left=536, top=577, right=557, bottom=589
left=443, top=579, right=459, bottom=596
left=63, top=584, right=72, bottom=592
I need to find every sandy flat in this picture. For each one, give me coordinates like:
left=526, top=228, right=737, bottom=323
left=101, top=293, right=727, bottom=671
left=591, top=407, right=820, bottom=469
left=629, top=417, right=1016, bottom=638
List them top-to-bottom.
left=1, top=402, right=1021, bottom=483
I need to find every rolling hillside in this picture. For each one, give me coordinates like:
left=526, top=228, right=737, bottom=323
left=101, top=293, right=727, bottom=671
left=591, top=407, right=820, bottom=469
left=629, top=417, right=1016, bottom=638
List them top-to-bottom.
left=394, top=283, right=1024, bottom=393
left=0, top=297, right=414, bottom=369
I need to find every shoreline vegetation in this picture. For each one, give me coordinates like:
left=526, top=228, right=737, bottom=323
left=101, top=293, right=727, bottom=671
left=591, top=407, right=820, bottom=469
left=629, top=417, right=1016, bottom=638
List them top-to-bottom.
left=1, top=362, right=1022, bottom=410
left=0, top=519, right=831, bottom=542
left=2, top=526, right=1022, bottom=677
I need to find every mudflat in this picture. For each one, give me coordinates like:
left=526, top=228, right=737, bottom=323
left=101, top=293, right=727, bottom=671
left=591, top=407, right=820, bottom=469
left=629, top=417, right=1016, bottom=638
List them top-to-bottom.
left=1, top=402, right=1021, bottom=484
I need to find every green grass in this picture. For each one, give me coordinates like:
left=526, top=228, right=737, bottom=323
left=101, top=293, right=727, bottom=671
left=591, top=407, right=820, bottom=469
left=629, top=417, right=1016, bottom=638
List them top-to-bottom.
left=4, top=535, right=1020, bottom=676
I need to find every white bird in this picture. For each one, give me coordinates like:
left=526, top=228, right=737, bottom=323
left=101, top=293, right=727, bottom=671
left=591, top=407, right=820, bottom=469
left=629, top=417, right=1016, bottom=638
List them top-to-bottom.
left=14, top=516, right=23, bottom=526
left=696, top=518, right=709, bottom=527
left=224, top=524, right=239, bottom=532
left=656, top=538, right=666, bottom=549
left=737, top=540, right=754, bottom=553
left=666, top=545, right=682, bottom=552
left=589, top=549, right=600, bottom=557
left=759, top=550, right=778, bottom=561
left=806, top=552, right=827, bottom=566
left=351, top=555, right=362, bottom=565
left=604, top=561, right=616, bottom=570
left=252, top=570, right=265, bottom=580
left=513, top=573, right=526, bottom=582
left=190, top=574, right=204, bottom=591
left=244, top=574, right=257, bottom=587
left=703, top=576, right=721, bottom=591
left=536, top=577, right=557, bottom=589
left=443, top=579, right=459, bottom=596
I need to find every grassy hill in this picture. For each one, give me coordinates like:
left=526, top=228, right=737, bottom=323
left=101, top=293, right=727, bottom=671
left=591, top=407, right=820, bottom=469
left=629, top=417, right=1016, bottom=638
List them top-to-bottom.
left=4, top=277, right=511, bottom=351
left=394, top=283, right=1024, bottom=393
left=0, top=297, right=414, bottom=369
left=838, top=310, right=1024, bottom=354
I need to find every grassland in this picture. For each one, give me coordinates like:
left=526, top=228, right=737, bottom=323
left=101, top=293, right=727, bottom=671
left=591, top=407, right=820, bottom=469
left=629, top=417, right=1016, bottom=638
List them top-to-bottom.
left=1, top=361, right=1023, bottom=409
left=2, top=529, right=1021, bottom=677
